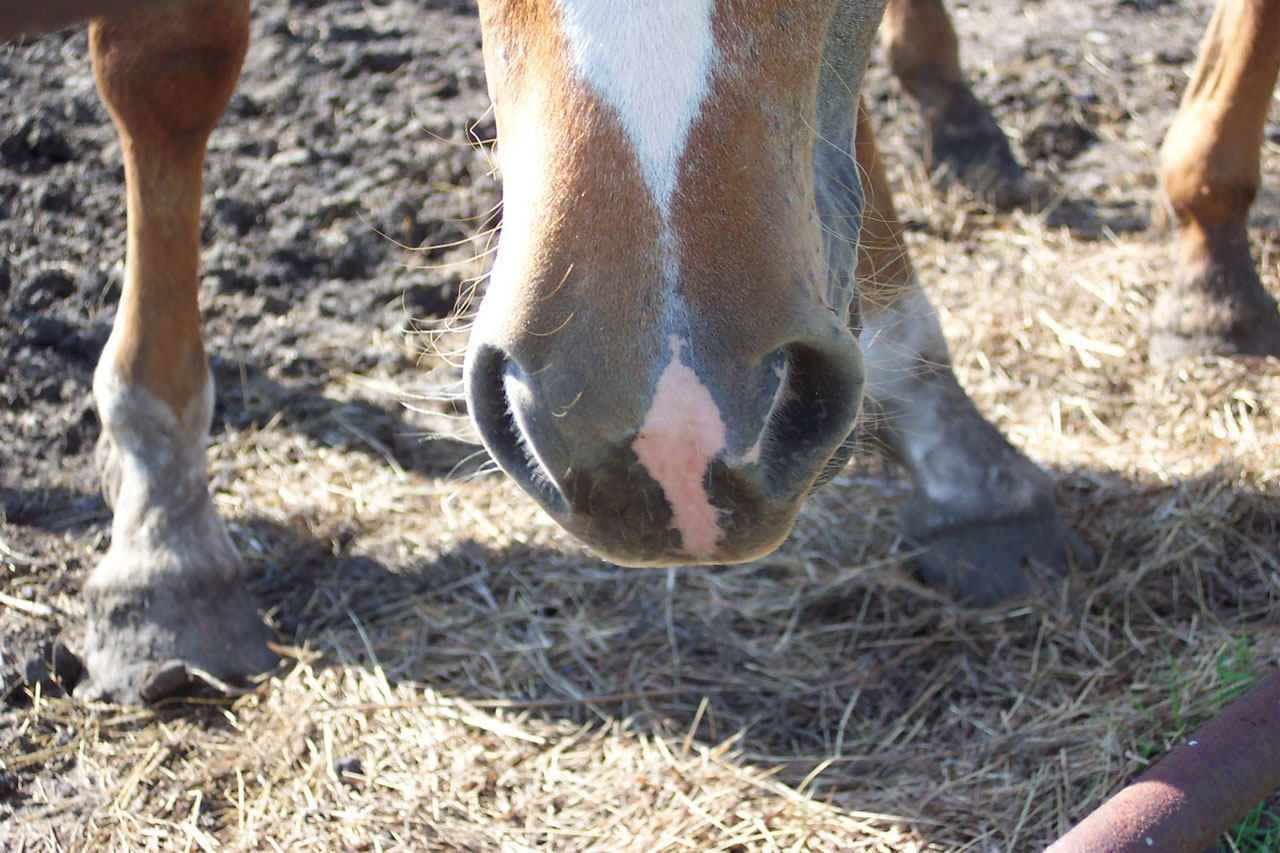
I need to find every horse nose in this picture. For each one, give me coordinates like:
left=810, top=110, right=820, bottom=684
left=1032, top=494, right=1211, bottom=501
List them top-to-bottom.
left=464, top=324, right=864, bottom=566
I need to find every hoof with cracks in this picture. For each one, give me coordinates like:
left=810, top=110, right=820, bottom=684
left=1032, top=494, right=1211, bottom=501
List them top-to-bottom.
left=902, top=495, right=1091, bottom=607
left=76, top=580, right=277, bottom=704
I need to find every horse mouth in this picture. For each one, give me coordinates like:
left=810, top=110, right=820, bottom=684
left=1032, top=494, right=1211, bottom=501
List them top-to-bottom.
left=465, top=337, right=865, bottom=567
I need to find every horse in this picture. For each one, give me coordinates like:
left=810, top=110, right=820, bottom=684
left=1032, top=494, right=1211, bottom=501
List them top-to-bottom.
left=3, top=0, right=1274, bottom=705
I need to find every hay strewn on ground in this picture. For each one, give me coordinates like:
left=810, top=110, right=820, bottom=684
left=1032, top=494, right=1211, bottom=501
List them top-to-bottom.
left=4, top=0, right=1280, bottom=849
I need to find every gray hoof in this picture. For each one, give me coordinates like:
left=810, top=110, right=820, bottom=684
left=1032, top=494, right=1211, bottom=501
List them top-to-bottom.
left=1150, top=235, right=1280, bottom=362
left=1149, top=323, right=1280, bottom=362
left=902, top=494, right=1091, bottom=607
left=76, top=580, right=277, bottom=704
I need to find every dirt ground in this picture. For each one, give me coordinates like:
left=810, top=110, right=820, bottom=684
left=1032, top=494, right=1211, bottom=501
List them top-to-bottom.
left=2, top=0, right=1278, bottom=850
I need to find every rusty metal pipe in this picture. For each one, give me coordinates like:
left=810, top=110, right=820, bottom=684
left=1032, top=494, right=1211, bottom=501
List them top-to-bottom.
left=1046, top=669, right=1280, bottom=852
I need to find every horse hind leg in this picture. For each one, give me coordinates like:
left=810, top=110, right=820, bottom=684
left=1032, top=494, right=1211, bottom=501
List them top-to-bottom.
left=79, top=0, right=276, bottom=703
left=880, top=0, right=1039, bottom=211
left=1153, top=0, right=1280, bottom=360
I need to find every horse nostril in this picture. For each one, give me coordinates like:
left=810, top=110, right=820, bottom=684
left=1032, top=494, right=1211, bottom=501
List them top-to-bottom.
left=758, top=340, right=865, bottom=493
left=464, top=344, right=569, bottom=514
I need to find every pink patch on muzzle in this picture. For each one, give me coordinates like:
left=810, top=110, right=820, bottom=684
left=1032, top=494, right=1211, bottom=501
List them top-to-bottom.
left=631, top=336, right=728, bottom=557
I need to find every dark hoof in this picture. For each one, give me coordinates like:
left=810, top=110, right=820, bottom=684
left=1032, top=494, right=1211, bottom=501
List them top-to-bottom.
left=922, top=81, right=1043, bottom=212
left=1150, top=256, right=1280, bottom=362
left=902, top=495, right=1092, bottom=607
left=76, top=581, right=277, bottom=704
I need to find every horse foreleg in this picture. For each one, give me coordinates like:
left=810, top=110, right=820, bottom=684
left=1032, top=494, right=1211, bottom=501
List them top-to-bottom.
left=80, top=0, right=275, bottom=703
left=1154, top=0, right=1280, bottom=360
left=853, top=100, right=1089, bottom=605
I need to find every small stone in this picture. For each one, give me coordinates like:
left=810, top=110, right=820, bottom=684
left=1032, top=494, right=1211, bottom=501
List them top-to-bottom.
left=19, top=268, right=77, bottom=310
left=50, top=642, right=84, bottom=690
left=334, top=756, right=364, bottom=784
left=0, top=769, right=18, bottom=800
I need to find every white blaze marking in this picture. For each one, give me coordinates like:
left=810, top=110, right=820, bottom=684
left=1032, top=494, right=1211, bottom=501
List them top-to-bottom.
left=557, top=0, right=717, bottom=217
left=551, top=2, right=731, bottom=553
left=632, top=336, right=727, bottom=555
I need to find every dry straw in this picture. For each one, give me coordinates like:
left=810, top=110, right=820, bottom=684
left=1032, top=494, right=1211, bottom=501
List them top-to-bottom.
left=5, top=1, right=1280, bottom=850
